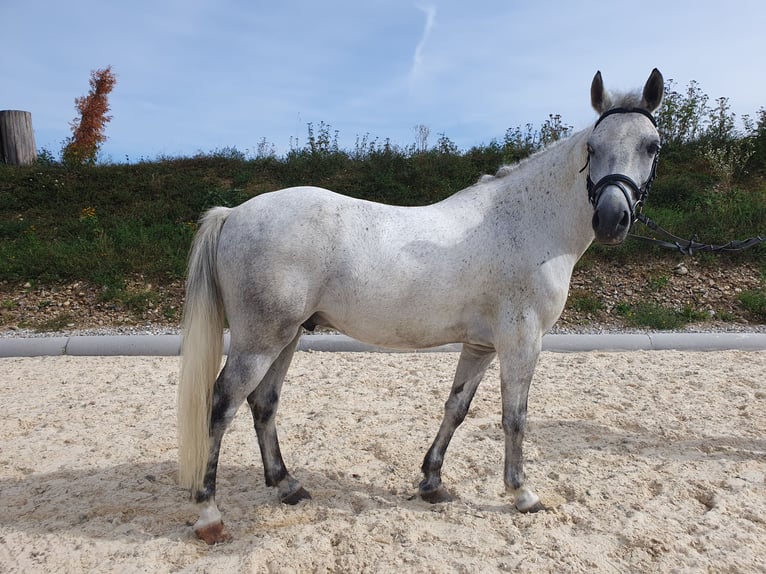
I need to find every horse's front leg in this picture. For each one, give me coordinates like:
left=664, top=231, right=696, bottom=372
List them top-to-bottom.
left=498, top=336, right=546, bottom=513
left=419, top=344, right=496, bottom=503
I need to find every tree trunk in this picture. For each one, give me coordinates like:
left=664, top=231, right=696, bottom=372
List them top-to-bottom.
left=0, top=110, right=36, bottom=165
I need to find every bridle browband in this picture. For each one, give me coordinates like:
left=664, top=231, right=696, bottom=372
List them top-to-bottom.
left=593, top=106, right=656, bottom=129
left=581, top=107, right=661, bottom=222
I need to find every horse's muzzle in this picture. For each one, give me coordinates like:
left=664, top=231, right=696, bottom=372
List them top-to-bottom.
left=592, top=187, right=632, bottom=245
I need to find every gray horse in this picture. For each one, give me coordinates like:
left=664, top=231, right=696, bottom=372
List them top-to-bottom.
left=178, top=69, right=664, bottom=543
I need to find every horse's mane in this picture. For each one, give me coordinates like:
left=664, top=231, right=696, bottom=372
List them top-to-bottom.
left=480, top=90, right=647, bottom=183
left=478, top=135, right=571, bottom=183
left=479, top=165, right=516, bottom=182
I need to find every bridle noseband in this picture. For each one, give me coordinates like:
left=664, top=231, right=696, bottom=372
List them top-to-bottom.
left=581, top=107, right=661, bottom=222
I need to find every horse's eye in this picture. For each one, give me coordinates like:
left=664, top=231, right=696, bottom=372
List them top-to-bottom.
left=647, top=142, right=660, bottom=155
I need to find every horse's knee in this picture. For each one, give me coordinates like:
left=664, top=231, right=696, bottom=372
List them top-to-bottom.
left=443, top=396, right=471, bottom=427
left=501, top=410, right=527, bottom=438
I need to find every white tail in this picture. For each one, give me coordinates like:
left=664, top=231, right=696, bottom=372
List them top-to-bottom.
left=177, top=207, right=231, bottom=493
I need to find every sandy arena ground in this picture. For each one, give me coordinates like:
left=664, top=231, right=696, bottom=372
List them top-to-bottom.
left=1, top=350, right=765, bottom=573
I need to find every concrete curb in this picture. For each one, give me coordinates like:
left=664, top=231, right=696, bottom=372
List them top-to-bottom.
left=1, top=332, right=765, bottom=358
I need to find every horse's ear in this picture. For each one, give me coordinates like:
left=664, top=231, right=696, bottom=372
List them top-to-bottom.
left=641, top=68, right=664, bottom=112
left=590, top=71, right=611, bottom=114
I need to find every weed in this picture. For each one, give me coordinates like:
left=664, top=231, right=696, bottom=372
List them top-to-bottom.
left=79, top=206, right=103, bottom=239
left=647, top=275, right=669, bottom=291
left=99, top=278, right=126, bottom=303
left=101, top=285, right=160, bottom=314
left=119, top=288, right=160, bottom=313
left=738, top=289, right=766, bottom=321
left=568, top=291, right=604, bottom=314
left=0, top=299, right=17, bottom=326
left=615, top=301, right=704, bottom=330
left=615, top=302, right=632, bottom=316
left=162, top=306, right=178, bottom=321
left=678, top=306, right=709, bottom=323
left=715, top=310, right=737, bottom=322
left=33, top=313, right=75, bottom=332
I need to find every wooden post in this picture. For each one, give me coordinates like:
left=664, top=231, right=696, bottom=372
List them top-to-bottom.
left=0, top=110, right=37, bottom=165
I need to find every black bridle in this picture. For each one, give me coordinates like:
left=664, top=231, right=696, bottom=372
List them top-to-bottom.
left=581, top=107, right=661, bottom=222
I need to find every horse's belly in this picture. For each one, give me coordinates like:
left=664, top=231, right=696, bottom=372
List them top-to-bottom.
left=312, top=296, right=487, bottom=350
left=336, top=322, right=464, bottom=350
left=343, top=322, right=458, bottom=350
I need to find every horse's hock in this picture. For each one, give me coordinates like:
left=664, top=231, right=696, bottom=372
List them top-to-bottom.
left=0, top=110, right=36, bottom=165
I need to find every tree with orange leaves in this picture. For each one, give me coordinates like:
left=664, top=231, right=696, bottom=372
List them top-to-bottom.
left=62, top=66, right=117, bottom=166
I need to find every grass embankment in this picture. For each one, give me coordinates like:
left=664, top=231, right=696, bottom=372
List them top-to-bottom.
left=1, top=140, right=765, bottom=331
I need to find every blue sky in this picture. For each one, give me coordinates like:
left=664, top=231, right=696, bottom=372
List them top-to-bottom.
left=2, top=0, right=764, bottom=162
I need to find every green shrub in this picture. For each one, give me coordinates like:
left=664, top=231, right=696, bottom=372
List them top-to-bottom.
left=738, top=289, right=766, bottom=321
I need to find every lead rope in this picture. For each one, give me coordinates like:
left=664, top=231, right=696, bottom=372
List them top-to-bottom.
left=631, top=213, right=766, bottom=256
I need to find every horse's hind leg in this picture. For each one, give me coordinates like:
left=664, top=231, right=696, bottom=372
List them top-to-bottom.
left=247, top=332, right=311, bottom=505
left=193, top=341, right=294, bottom=544
left=419, top=344, right=496, bottom=503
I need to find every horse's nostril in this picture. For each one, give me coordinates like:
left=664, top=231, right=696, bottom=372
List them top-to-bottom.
left=620, top=211, right=630, bottom=228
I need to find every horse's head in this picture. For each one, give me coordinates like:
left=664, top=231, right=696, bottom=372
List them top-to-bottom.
left=586, top=68, right=663, bottom=245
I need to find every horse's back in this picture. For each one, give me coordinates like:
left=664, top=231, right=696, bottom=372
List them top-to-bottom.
left=218, top=185, right=486, bottom=269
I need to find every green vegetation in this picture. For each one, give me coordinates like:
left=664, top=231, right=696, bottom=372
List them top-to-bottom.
left=0, top=81, right=764, bottom=326
left=738, top=289, right=766, bottom=321
left=568, top=290, right=605, bottom=314
left=615, top=301, right=709, bottom=330
left=34, top=313, right=76, bottom=332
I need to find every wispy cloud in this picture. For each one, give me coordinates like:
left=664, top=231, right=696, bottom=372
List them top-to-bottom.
left=410, top=4, right=436, bottom=82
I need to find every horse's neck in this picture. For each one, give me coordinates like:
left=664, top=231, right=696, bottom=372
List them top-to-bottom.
left=444, top=129, right=593, bottom=266
left=507, top=129, right=593, bottom=257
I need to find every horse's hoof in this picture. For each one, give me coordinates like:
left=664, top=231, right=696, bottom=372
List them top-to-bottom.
left=419, top=485, right=454, bottom=504
left=281, top=486, right=312, bottom=505
left=513, top=487, right=546, bottom=513
left=518, top=500, right=547, bottom=513
left=194, top=521, right=231, bottom=545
